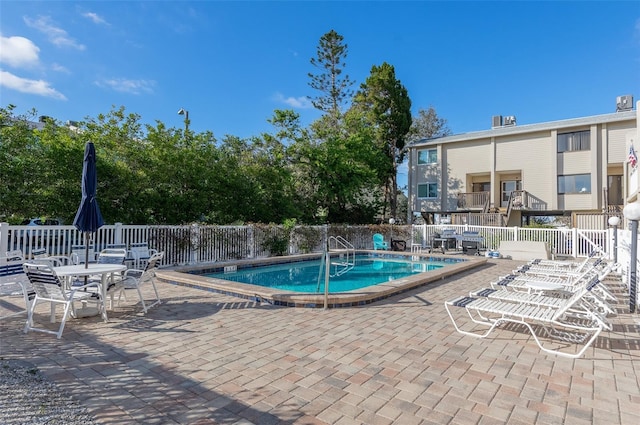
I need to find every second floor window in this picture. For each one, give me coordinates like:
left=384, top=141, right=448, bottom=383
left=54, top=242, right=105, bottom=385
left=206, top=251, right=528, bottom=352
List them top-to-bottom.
left=558, top=130, right=590, bottom=152
left=418, top=148, right=437, bottom=164
left=558, top=174, right=591, bottom=194
left=418, top=182, right=438, bottom=198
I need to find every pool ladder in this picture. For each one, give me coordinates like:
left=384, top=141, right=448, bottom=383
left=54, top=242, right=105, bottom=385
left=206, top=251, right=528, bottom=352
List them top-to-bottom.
left=316, top=236, right=355, bottom=294
left=328, top=236, right=355, bottom=277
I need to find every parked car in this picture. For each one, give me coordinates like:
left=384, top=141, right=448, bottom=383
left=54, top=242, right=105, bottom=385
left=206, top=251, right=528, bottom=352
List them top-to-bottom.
left=21, top=218, right=64, bottom=226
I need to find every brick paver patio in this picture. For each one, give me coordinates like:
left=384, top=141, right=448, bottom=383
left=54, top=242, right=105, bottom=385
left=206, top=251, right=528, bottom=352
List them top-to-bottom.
left=1, top=258, right=640, bottom=424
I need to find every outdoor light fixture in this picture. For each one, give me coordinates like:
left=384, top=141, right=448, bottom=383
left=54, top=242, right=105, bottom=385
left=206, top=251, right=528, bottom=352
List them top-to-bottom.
left=177, top=108, right=189, bottom=132
left=623, top=201, right=640, bottom=313
left=608, top=216, right=620, bottom=264
left=389, top=218, right=395, bottom=247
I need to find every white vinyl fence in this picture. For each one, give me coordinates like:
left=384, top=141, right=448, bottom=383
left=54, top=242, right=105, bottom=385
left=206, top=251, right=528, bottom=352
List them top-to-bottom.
left=0, top=221, right=627, bottom=265
left=2, top=221, right=637, bottom=310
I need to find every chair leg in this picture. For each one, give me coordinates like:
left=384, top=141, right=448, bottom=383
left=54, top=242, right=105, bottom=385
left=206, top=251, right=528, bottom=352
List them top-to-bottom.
left=136, top=286, right=148, bottom=313
left=24, top=296, right=38, bottom=334
left=57, top=302, right=73, bottom=339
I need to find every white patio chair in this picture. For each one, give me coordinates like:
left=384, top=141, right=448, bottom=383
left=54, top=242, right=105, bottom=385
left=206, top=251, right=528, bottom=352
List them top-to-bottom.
left=129, top=242, right=158, bottom=270
left=70, top=245, right=96, bottom=265
left=31, top=248, right=48, bottom=259
left=87, top=248, right=128, bottom=309
left=5, top=250, right=25, bottom=261
left=120, top=251, right=164, bottom=313
left=0, top=259, right=32, bottom=321
left=22, top=262, right=104, bottom=339
left=445, top=276, right=606, bottom=358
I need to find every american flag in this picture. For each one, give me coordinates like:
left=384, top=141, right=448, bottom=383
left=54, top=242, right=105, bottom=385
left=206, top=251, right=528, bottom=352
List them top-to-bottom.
left=630, top=144, right=638, bottom=168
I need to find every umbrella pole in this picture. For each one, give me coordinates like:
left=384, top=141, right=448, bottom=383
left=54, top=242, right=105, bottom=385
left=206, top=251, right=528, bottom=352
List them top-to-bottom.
left=85, top=233, right=90, bottom=269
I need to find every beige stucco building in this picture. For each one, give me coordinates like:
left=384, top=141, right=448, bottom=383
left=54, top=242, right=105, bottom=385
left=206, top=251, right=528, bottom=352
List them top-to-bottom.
left=407, top=97, right=639, bottom=225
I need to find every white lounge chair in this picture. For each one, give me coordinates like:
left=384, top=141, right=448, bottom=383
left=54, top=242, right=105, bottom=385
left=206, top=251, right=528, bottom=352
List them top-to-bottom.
left=515, top=250, right=604, bottom=276
left=494, top=260, right=618, bottom=311
left=23, top=262, right=105, bottom=339
left=445, top=277, right=607, bottom=358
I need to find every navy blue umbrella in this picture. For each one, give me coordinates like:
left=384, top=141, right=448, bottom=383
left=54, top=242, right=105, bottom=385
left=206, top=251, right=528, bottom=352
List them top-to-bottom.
left=73, top=142, right=104, bottom=268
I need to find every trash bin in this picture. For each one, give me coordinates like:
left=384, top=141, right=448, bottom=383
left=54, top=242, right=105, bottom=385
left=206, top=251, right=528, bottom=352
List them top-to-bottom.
left=391, top=239, right=406, bottom=251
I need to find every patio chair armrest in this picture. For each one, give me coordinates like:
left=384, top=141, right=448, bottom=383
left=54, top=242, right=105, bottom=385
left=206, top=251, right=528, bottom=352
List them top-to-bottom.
left=123, top=269, right=144, bottom=278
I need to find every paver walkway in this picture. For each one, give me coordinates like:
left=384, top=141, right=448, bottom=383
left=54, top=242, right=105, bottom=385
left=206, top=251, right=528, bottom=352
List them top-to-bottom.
left=1, top=258, right=640, bottom=424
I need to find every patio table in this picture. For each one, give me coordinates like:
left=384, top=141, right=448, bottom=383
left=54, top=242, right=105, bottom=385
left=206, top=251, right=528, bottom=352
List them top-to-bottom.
left=54, top=263, right=127, bottom=322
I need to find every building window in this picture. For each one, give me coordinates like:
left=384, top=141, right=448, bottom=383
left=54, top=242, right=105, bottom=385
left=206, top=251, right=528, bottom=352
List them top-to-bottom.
left=557, top=130, right=590, bottom=152
left=417, top=148, right=437, bottom=164
left=558, top=174, right=591, bottom=194
left=472, top=182, right=490, bottom=192
left=418, top=183, right=438, bottom=198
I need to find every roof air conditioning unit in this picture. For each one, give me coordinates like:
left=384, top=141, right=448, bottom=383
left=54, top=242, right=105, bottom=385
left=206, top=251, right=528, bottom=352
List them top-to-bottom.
left=616, top=95, right=633, bottom=112
left=491, top=115, right=503, bottom=128
left=503, top=116, right=517, bottom=126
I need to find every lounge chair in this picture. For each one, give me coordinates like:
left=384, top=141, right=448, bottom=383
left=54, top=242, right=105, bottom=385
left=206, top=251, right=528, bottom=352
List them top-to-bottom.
left=373, top=233, right=388, bottom=250
left=491, top=260, right=617, bottom=315
left=22, top=262, right=104, bottom=339
left=471, top=273, right=614, bottom=331
left=445, top=276, right=606, bottom=358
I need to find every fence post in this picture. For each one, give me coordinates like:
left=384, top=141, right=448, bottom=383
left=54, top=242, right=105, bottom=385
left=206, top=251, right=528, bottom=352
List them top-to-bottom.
left=0, top=222, right=8, bottom=255
left=114, top=222, right=123, bottom=245
left=190, top=223, right=199, bottom=264
left=248, top=225, right=255, bottom=259
left=513, top=226, right=519, bottom=241
left=572, top=227, right=578, bottom=258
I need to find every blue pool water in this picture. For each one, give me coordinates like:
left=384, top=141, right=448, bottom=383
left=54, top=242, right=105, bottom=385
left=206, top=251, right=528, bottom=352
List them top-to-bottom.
left=204, top=254, right=453, bottom=293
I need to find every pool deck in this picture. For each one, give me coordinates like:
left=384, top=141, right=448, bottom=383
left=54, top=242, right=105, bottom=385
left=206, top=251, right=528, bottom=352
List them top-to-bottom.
left=1, top=257, right=640, bottom=424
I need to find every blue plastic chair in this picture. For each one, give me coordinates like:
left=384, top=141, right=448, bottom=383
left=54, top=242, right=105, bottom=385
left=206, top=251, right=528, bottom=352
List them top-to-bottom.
left=373, top=233, right=389, bottom=250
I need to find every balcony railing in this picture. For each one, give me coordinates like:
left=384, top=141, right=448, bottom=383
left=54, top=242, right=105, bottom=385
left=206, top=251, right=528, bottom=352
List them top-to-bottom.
left=456, top=192, right=490, bottom=212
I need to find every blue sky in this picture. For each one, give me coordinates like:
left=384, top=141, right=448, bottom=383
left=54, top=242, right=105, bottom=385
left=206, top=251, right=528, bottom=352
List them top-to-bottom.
left=1, top=1, right=639, bottom=182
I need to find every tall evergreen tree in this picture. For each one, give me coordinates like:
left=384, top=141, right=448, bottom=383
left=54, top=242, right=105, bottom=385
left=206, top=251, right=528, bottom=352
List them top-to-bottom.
left=308, top=30, right=354, bottom=128
left=351, top=62, right=412, bottom=220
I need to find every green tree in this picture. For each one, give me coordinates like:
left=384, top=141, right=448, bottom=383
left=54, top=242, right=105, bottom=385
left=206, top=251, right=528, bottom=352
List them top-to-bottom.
left=308, top=29, right=354, bottom=128
left=351, top=62, right=412, bottom=219
left=0, top=106, right=46, bottom=221
left=407, top=106, right=451, bottom=141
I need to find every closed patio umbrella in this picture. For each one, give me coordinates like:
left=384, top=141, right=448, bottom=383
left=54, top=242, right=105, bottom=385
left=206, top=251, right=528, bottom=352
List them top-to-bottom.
left=73, top=142, right=104, bottom=268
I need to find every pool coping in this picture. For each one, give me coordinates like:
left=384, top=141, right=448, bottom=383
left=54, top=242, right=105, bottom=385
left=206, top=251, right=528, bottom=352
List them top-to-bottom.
left=156, top=251, right=488, bottom=308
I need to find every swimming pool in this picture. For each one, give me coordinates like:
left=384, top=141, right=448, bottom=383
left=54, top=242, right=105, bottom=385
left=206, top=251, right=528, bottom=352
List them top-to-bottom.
left=157, top=251, right=488, bottom=308
left=204, top=255, right=447, bottom=293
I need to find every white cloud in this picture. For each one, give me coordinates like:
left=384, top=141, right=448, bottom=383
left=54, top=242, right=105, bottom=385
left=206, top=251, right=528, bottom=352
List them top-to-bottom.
left=82, top=12, right=109, bottom=26
left=23, top=15, right=86, bottom=50
left=0, top=35, right=40, bottom=68
left=51, top=62, right=70, bottom=73
left=0, top=70, right=66, bottom=100
left=95, top=78, right=156, bottom=95
left=274, top=92, right=313, bottom=109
